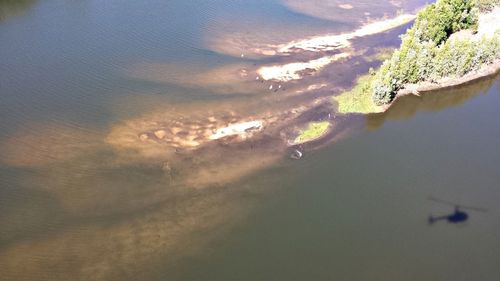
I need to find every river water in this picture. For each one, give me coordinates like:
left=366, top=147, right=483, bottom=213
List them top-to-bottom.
left=1, top=0, right=499, bottom=280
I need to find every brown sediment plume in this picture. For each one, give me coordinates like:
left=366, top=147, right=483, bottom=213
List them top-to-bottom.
left=0, top=3, right=437, bottom=280
left=0, top=8, right=419, bottom=279
left=206, top=12, right=415, bottom=58
left=203, top=15, right=340, bottom=59
left=126, top=62, right=269, bottom=95
left=0, top=91, right=363, bottom=281
left=107, top=100, right=307, bottom=153
left=0, top=106, right=297, bottom=281
left=0, top=123, right=101, bottom=167
left=0, top=180, right=260, bottom=281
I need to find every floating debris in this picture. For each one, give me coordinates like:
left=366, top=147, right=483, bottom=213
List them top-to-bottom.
left=290, top=149, right=303, bottom=160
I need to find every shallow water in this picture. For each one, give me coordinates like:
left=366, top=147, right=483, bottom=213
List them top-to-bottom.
left=1, top=0, right=499, bottom=280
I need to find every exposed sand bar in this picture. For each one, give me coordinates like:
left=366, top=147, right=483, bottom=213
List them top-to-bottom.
left=206, top=13, right=417, bottom=58
left=278, top=14, right=416, bottom=53
left=257, top=53, right=350, bottom=81
left=209, top=120, right=264, bottom=140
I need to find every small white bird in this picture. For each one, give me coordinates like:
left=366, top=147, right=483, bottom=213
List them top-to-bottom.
left=269, top=85, right=273, bottom=90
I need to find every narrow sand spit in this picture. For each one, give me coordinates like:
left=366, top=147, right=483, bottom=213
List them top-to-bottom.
left=206, top=13, right=417, bottom=58
left=278, top=14, right=415, bottom=53
left=257, top=53, right=350, bottom=82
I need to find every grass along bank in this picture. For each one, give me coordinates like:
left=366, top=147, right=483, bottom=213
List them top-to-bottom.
left=334, top=0, right=499, bottom=115
left=333, top=48, right=396, bottom=114
left=333, top=74, right=382, bottom=114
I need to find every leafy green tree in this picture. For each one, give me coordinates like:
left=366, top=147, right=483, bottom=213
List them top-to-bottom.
left=370, top=0, right=496, bottom=105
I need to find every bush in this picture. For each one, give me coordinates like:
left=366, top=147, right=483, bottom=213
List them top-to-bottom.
left=414, top=0, right=478, bottom=44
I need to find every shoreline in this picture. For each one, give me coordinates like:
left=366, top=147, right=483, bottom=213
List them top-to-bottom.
left=375, top=5, right=500, bottom=113
left=390, top=59, right=500, bottom=109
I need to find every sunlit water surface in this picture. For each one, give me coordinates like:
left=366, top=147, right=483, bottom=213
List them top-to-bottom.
left=1, top=0, right=499, bottom=280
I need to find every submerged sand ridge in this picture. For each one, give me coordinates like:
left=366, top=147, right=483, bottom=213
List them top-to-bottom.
left=110, top=12, right=423, bottom=171
left=207, top=12, right=416, bottom=58
left=276, top=14, right=416, bottom=54
left=107, top=98, right=313, bottom=155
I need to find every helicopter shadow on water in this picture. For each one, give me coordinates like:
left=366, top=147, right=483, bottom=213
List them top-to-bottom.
left=427, top=196, right=488, bottom=226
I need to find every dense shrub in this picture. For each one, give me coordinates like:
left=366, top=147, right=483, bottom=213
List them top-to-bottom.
left=372, top=0, right=499, bottom=105
left=414, top=0, right=478, bottom=44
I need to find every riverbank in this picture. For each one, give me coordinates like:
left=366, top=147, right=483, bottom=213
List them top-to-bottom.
left=372, top=1, right=500, bottom=105
left=334, top=2, right=500, bottom=115
left=395, top=5, right=500, bottom=100
left=397, top=59, right=500, bottom=99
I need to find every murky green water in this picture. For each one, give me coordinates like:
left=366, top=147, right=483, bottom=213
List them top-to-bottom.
left=1, top=0, right=499, bottom=280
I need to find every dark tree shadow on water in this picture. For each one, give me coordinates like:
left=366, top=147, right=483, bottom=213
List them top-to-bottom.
left=365, top=73, right=500, bottom=130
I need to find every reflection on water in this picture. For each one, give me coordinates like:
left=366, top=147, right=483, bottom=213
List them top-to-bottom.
left=366, top=75, right=499, bottom=129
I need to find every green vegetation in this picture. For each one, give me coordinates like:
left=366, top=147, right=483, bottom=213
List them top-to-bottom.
left=371, top=0, right=500, bottom=105
left=414, top=0, right=478, bottom=44
left=333, top=74, right=381, bottom=114
left=294, top=121, right=330, bottom=143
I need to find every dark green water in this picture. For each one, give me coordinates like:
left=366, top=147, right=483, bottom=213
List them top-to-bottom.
left=1, top=0, right=499, bottom=280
